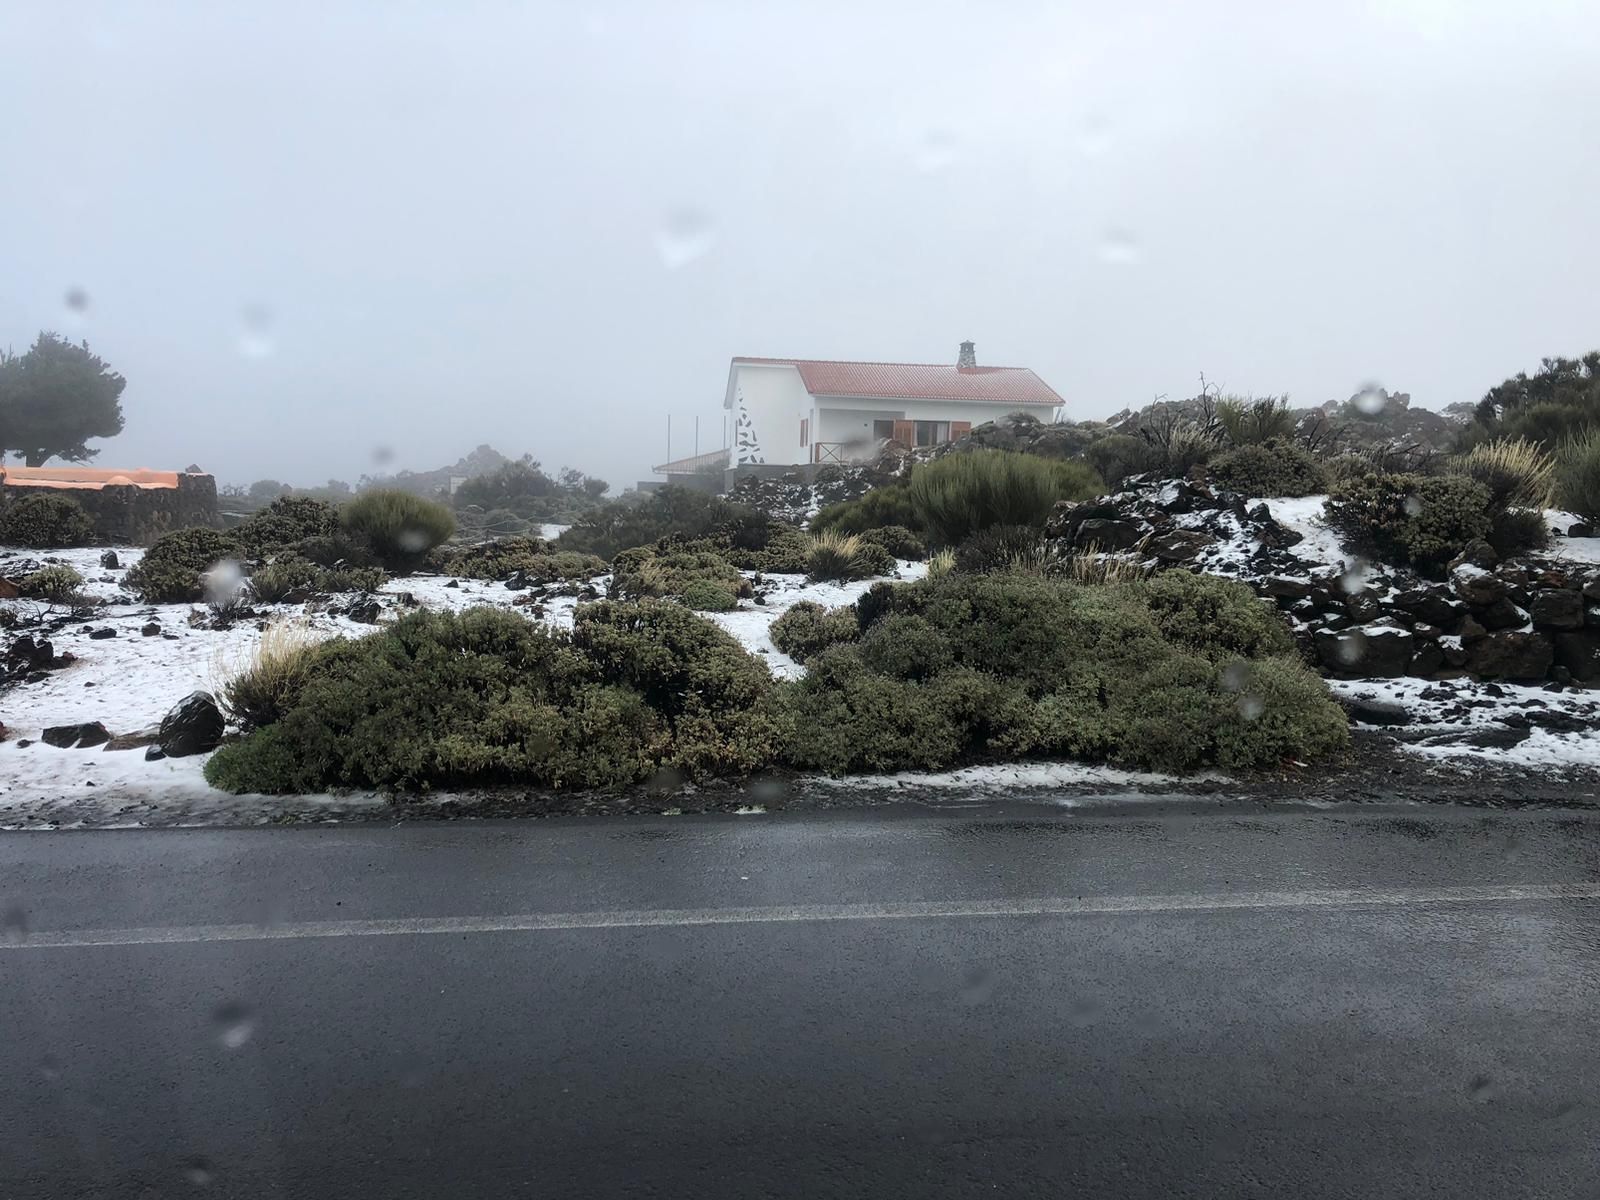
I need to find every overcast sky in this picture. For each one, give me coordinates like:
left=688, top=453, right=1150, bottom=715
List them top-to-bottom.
left=3, top=1, right=1599, bottom=490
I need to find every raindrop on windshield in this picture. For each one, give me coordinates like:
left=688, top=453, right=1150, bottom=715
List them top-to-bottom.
left=912, top=128, right=958, bottom=172
left=654, top=207, right=715, bottom=270
left=1098, top=229, right=1140, bottom=265
left=64, top=287, right=90, bottom=314
left=236, top=304, right=275, bottom=359
left=1353, top=383, right=1387, bottom=415
left=371, top=445, right=395, bottom=466
left=1403, top=494, right=1425, bottom=518
left=397, top=528, right=430, bottom=554
left=1338, top=560, right=1372, bottom=595
left=1335, top=629, right=1368, bottom=665
left=1220, top=662, right=1250, bottom=692
left=1236, top=693, right=1265, bottom=721
left=2, top=903, right=27, bottom=942
left=213, top=1001, right=256, bottom=1050
left=183, top=1156, right=215, bottom=1186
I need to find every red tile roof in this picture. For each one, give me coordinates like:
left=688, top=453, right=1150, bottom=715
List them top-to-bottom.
left=733, top=357, right=1063, bottom=406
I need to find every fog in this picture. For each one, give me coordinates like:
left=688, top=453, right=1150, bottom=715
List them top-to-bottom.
left=3, top=0, right=1599, bottom=490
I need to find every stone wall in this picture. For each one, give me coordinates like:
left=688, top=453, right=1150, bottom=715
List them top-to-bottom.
left=0, top=474, right=219, bottom=545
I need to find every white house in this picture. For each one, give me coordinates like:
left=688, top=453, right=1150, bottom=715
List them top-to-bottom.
left=722, top=342, right=1064, bottom=467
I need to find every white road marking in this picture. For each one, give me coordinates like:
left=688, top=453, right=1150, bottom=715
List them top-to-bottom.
left=5, top=883, right=1600, bottom=950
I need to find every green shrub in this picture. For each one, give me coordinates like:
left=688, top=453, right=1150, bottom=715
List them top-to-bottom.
left=1216, top=396, right=1296, bottom=446
left=1556, top=427, right=1600, bottom=521
left=1082, top=434, right=1157, bottom=488
left=1447, top=437, right=1555, bottom=509
left=1207, top=439, right=1328, bottom=498
left=909, top=450, right=1104, bottom=546
left=1323, top=472, right=1492, bottom=574
left=810, top=482, right=923, bottom=536
left=557, top=486, right=766, bottom=559
left=340, top=489, right=455, bottom=573
left=0, top=493, right=94, bottom=549
left=235, top=496, right=339, bottom=556
left=1486, top=508, right=1549, bottom=558
left=856, top=524, right=925, bottom=560
left=953, top=524, right=1046, bottom=574
left=126, top=527, right=240, bottom=603
left=293, top=530, right=383, bottom=570
left=805, top=531, right=893, bottom=582
left=439, top=535, right=548, bottom=579
left=612, top=546, right=749, bottom=609
left=249, top=556, right=387, bottom=602
left=18, top=565, right=85, bottom=603
left=783, top=570, right=1347, bottom=774
left=1136, top=570, right=1294, bottom=660
left=768, top=601, right=858, bottom=663
left=205, top=602, right=789, bottom=793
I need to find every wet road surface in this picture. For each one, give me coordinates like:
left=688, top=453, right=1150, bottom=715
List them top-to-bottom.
left=3, top=802, right=1599, bottom=1197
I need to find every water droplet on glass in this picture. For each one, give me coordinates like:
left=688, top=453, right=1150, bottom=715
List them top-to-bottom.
left=1077, top=114, right=1113, bottom=157
left=912, top=128, right=958, bottom=172
left=654, top=207, right=715, bottom=270
left=1098, top=229, right=1140, bottom=265
left=64, top=287, right=90, bottom=313
left=237, top=304, right=275, bottom=359
left=1353, top=383, right=1387, bottom=415
left=371, top=445, right=395, bottom=466
left=1403, top=494, right=1425, bottom=518
left=397, top=528, right=430, bottom=554
left=1338, top=560, right=1371, bottom=595
left=1335, top=630, right=1368, bottom=666
left=1220, top=662, right=1250, bottom=692
left=1237, top=693, right=1265, bottom=721
left=2, top=903, right=27, bottom=942
left=958, top=967, right=994, bottom=1007
left=213, top=1001, right=256, bottom=1050
left=1468, top=1074, right=1496, bottom=1103
left=183, top=1155, right=215, bottom=1186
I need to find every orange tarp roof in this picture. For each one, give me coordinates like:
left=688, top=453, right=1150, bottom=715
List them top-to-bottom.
left=0, top=467, right=190, bottom=490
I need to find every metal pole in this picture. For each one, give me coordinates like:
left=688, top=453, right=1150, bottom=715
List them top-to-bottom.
left=666, top=415, right=671, bottom=465
left=695, top=416, right=699, bottom=457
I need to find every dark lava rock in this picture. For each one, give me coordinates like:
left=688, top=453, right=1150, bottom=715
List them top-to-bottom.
left=1075, top=518, right=1144, bottom=551
left=1145, top=528, right=1216, bottom=563
left=100, top=550, right=120, bottom=569
left=1450, top=564, right=1506, bottom=605
left=444, top=579, right=461, bottom=589
left=1392, top=587, right=1464, bottom=627
left=1530, top=588, right=1585, bottom=631
left=1475, top=596, right=1526, bottom=632
left=346, top=597, right=382, bottom=624
left=140, top=621, right=161, bottom=637
left=1314, top=625, right=1415, bottom=677
left=88, top=627, right=117, bottom=640
left=1464, top=631, right=1554, bottom=682
left=1553, top=631, right=1600, bottom=682
left=5, top=635, right=57, bottom=673
left=1408, top=643, right=1445, bottom=676
left=157, top=691, right=225, bottom=757
left=1340, top=695, right=1413, bottom=726
left=42, top=721, right=111, bottom=749
left=144, top=744, right=167, bottom=761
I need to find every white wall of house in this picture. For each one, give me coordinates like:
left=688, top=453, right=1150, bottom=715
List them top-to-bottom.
left=730, top=363, right=813, bottom=465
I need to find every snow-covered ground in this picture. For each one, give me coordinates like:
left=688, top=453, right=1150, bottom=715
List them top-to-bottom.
left=0, top=545, right=926, bottom=823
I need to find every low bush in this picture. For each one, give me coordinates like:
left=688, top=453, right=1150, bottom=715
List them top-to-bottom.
left=1216, top=396, right=1297, bottom=446
left=1556, top=428, right=1600, bottom=521
left=1082, top=434, right=1158, bottom=489
left=1448, top=437, right=1555, bottom=510
left=1207, top=439, right=1328, bottom=498
left=909, top=450, right=1104, bottom=546
left=1323, top=471, right=1492, bottom=575
left=810, top=482, right=923, bottom=536
left=557, top=487, right=765, bottom=559
left=340, top=489, right=455, bottom=573
left=0, top=493, right=94, bottom=549
left=234, top=496, right=339, bottom=556
left=1486, top=507, right=1549, bottom=558
left=670, top=523, right=811, bottom=574
left=856, top=524, right=925, bottom=560
left=953, top=525, right=1046, bottom=574
left=126, top=527, right=240, bottom=603
left=293, top=530, right=383, bottom=570
left=805, top=531, right=894, bottom=582
left=439, top=535, right=547, bottom=579
left=611, top=545, right=750, bottom=610
left=249, top=556, right=387, bottom=602
left=18, top=565, right=85, bottom=603
left=784, top=571, right=1345, bottom=774
left=768, top=601, right=859, bottom=663
left=205, top=602, right=790, bottom=794
left=215, top=619, right=325, bottom=729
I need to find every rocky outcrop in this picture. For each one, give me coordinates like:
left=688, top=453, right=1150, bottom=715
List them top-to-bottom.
left=157, top=692, right=224, bottom=757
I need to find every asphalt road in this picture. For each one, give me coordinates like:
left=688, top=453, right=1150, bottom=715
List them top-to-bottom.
left=3, top=801, right=1600, bottom=1198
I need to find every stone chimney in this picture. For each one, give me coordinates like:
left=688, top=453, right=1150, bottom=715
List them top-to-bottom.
left=957, top=340, right=976, bottom=369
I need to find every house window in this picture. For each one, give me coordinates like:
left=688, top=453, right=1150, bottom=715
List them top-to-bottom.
left=799, top=418, right=809, bottom=447
left=872, top=419, right=896, bottom=440
left=914, top=420, right=950, bottom=447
